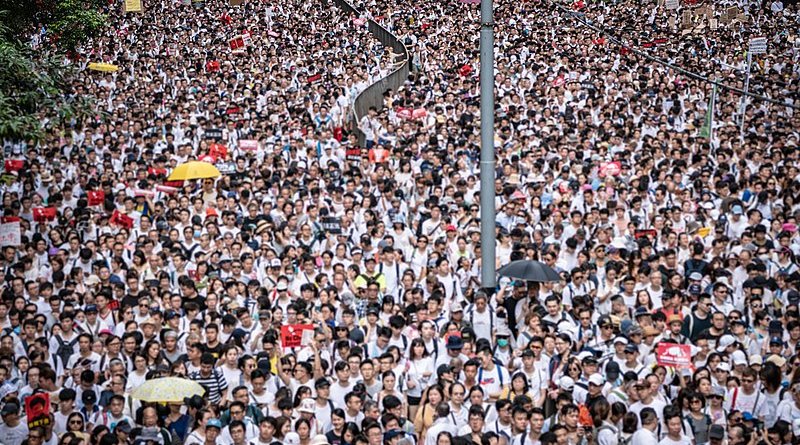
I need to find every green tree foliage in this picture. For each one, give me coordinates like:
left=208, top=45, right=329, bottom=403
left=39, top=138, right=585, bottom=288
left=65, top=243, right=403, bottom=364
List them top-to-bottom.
left=0, top=0, right=106, bottom=142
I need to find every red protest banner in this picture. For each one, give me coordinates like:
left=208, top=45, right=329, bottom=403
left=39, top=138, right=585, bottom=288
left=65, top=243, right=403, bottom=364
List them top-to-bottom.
left=229, top=36, right=245, bottom=51
left=395, top=107, right=412, bottom=120
left=4, top=160, right=23, bottom=172
left=87, top=190, right=105, bottom=206
left=32, top=207, right=57, bottom=222
left=110, top=210, right=134, bottom=229
left=280, top=324, right=314, bottom=349
left=656, top=343, right=693, bottom=368
left=25, top=393, right=51, bottom=429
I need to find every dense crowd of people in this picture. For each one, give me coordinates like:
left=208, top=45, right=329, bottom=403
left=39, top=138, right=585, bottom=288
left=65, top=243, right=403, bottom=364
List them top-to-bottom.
left=1, top=0, right=800, bottom=444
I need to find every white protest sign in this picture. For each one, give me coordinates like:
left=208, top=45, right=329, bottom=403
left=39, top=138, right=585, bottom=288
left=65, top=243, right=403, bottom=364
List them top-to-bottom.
left=665, top=0, right=679, bottom=10
left=749, top=37, right=767, bottom=55
left=0, top=222, right=21, bottom=246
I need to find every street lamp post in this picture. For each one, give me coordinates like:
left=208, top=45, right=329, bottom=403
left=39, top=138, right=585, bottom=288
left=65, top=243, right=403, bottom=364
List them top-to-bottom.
left=479, top=0, right=496, bottom=291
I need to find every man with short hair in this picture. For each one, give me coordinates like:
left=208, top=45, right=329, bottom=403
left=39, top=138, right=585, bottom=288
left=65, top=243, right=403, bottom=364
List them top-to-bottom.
left=189, top=353, right=229, bottom=406
left=0, top=401, right=29, bottom=445
left=424, top=403, right=458, bottom=445
left=631, top=408, right=659, bottom=445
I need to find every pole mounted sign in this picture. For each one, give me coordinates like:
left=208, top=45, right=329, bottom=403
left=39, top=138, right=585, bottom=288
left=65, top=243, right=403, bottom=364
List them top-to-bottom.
left=749, top=37, right=767, bottom=55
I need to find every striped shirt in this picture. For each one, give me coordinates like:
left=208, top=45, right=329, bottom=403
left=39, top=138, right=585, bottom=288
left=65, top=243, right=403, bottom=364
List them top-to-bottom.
left=189, top=368, right=228, bottom=404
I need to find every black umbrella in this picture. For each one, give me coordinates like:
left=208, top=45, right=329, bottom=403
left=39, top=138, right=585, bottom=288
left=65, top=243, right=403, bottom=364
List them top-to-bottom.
left=497, top=260, right=561, bottom=282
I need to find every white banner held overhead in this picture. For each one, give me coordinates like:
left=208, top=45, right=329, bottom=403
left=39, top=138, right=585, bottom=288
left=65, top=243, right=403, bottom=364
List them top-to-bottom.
left=665, top=0, right=679, bottom=10
left=749, top=37, right=767, bottom=55
left=0, top=222, right=21, bottom=246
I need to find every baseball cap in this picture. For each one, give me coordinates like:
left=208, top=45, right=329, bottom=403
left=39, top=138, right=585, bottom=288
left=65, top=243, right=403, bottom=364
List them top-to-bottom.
left=276, top=281, right=288, bottom=291
left=716, top=334, right=737, bottom=352
left=446, top=336, right=464, bottom=350
left=731, top=350, right=747, bottom=366
left=605, top=361, right=621, bottom=381
left=588, top=374, right=605, bottom=386
left=558, top=376, right=575, bottom=391
left=315, top=378, right=331, bottom=389
left=298, top=398, right=316, bottom=413
left=1, top=402, right=19, bottom=416
left=206, top=419, right=222, bottom=430
left=284, top=433, right=301, bottom=445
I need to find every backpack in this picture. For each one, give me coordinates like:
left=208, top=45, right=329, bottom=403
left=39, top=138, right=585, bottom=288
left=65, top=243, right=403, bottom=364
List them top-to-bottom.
left=55, top=334, right=79, bottom=365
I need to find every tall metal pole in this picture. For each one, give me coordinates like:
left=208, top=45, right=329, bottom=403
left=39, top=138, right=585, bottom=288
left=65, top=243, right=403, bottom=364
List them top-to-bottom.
left=479, top=0, right=496, bottom=290
left=739, top=50, right=752, bottom=145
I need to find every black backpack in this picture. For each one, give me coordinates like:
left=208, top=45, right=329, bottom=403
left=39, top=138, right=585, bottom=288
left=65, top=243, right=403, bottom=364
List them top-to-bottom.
left=55, top=335, right=79, bottom=365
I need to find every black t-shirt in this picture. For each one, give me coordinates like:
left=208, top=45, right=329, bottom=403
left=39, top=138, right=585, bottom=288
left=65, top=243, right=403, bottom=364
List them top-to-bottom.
left=121, top=294, right=140, bottom=310
left=181, top=294, right=206, bottom=312
left=204, top=342, right=223, bottom=360
left=326, top=430, right=344, bottom=445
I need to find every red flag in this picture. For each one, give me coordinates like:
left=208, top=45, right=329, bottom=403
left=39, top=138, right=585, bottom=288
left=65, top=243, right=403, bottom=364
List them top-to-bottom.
left=572, top=0, right=584, bottom=10
left=220, top=14, right=232, bottom=24
left=592, top=37, right=606, bottom=45
left=620, top=47, right=631, bottom=56
left=459, top=64, right=473, bottom=77
left=307, top=73, right=322, bottom=84
left=395, top=107, right=412, bottom=120
left=411, top=109, right=428, bottom=120
left=4, top=160, right=23, bottom=172
left=87, top=190, right=105, bottom=206
left=32, top=207, right=57, bottom=222
left=110, top=210, right=134, bottom=229
left=0, top=216, right=20, bottom=223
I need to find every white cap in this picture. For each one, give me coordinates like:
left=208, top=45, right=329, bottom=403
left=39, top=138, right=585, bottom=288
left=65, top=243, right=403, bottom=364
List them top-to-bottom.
left=716, top=334, right=736, bottom=352
left=613, top=336, right=628, bottom=345
left=731, top=350, right=748, bottom=366
left=749, top=354, right=763, bottom=366
left=716, top=362, right=731, bottom=372
left=588, top=373, right=605, bottom=386
left=559, top=376, right=575, bottom=391
left=298, top=398, right=316, bottom=413
left=285, top=433, right=301, bottom=445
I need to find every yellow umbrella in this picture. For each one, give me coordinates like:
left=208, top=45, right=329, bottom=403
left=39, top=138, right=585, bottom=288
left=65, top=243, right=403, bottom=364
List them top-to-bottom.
left=87, top=63, right=119, bottom=73
left=168, top=161, right=221, bottom=181
left=130, top=377, right=205, bottom=403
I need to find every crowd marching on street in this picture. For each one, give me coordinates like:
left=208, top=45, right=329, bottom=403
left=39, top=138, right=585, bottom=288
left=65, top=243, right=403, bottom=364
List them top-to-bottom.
left=1, top=0, right=800, bottom=445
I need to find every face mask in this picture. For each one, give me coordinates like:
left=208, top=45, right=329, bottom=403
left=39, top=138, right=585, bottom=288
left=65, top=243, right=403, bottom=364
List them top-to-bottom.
left=193, top=230, right=201, bottom=238
left=285, top=274, right=294, bottom=281
left=497, top=339, right=509, bottom=348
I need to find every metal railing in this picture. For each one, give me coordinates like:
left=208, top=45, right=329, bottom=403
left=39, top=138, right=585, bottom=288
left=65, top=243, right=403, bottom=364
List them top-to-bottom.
left=331, top=0, right=410, bottom=144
